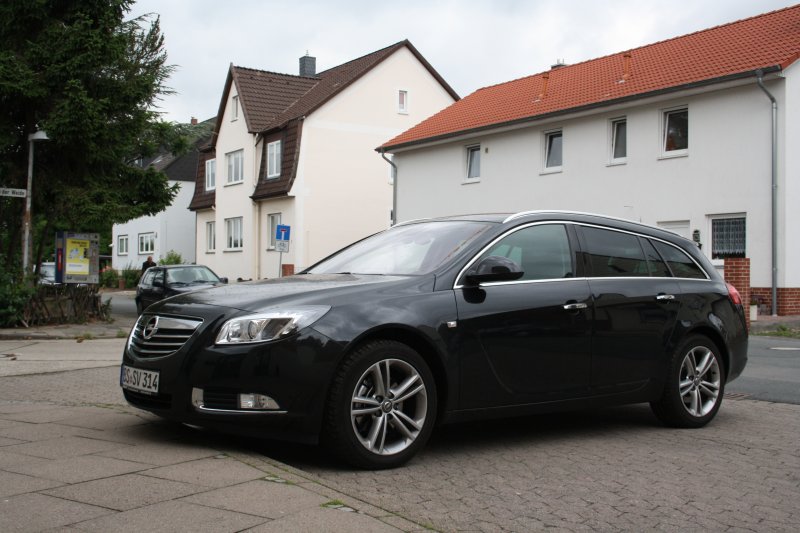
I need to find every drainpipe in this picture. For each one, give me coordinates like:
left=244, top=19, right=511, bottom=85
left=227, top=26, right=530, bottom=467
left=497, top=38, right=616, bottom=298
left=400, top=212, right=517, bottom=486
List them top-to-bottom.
left=755, top=70, right=778, bottom=316
left=380, top=150, right=398, bottom=225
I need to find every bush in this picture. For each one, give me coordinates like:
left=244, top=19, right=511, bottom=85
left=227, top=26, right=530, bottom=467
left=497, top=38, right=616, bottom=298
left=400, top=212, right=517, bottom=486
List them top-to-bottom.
left=159, top=250, right=183, bottom=265
left=121, top=263, right=140, bottom=288
left=99, top=266, right=119, bottom=288
left=0, top=268, right=35, bottom=327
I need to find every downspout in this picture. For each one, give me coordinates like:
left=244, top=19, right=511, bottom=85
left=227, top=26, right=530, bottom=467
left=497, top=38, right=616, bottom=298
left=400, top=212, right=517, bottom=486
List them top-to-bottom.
left=755, top=70, right=778, bottom=316
left=380, top=149, right=398, bottom=225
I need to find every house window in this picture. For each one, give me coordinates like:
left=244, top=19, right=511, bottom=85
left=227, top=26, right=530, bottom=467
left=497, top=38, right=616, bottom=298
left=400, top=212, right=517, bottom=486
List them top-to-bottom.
left=398, top=90, right=408, bottom=114
left=231, top=95, right=239, bottom=121
left=663, top=107, right=688, bottom=154
left=611, top=118, right=627, bottom=162
left=544, top=130, right=563, bottom=169
left=267, top=141, right=281, bottom=179
left=466, top=145, right=480, bottom=180
left=226, top=149, right=243, bottom=184
left=205, top=159, right=216, bottom=191
left=268, top=213, right=281, bottom=249
left=711, top=216, right=746, bottom=259
left=225, top=217, right=243, bottom=250
left=206, top=221, right=216, bottom=252
left=138, top=233, right=155, bottom=254
left=117, top=235, right=128, bottom=256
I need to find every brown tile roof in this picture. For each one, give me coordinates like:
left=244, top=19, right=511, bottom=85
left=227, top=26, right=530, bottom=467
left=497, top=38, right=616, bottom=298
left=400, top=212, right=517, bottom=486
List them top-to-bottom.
left=381, top=5, right=800, bottom=150
left=194, top=40, right=458, bottom=207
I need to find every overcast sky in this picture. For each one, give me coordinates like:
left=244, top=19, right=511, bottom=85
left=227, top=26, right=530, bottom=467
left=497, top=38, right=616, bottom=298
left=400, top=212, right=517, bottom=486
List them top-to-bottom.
left=127, top=0, right=795, bottom=123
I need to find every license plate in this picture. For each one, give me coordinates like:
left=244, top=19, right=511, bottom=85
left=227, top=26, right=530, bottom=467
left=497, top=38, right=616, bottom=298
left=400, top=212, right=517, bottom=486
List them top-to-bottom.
left=120, top=365, right=160, bottom=395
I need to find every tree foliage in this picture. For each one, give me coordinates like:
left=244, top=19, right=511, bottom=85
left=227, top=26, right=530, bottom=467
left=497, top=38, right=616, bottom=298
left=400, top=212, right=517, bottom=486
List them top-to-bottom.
left=0, top=0, right=185, bottom=271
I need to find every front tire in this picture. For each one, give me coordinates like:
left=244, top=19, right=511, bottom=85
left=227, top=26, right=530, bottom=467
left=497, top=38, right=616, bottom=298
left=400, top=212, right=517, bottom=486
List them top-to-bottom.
left=651, top=335, right=725, bottom=428
left=323, top=340, right=437, bottom=469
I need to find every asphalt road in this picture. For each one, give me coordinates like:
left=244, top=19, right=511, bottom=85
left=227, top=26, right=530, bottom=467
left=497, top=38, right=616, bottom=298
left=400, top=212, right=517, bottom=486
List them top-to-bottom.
left=727, top=335, right=800, bottom=404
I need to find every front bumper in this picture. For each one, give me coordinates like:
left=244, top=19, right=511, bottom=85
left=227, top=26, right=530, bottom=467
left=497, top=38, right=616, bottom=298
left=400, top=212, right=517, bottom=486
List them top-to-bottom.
left=121, top=313, right=342, bottom=444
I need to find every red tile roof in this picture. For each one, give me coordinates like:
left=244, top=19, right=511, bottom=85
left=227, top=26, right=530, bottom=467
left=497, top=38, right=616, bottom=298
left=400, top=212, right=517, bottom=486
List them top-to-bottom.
left=381, top=4, right=800, bottom=150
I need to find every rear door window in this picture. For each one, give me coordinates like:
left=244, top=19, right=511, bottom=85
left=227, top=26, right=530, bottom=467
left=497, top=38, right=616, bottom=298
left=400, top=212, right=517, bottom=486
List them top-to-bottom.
left=581, top=226, right=649, bottom=277
left=640, top=238, right=672, bottom=277
left=652, top=241, right=707, bottom=279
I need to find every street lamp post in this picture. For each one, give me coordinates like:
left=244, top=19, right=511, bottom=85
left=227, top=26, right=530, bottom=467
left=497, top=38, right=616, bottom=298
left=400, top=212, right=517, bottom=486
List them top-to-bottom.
left=22, top=130, right=49, bottom=274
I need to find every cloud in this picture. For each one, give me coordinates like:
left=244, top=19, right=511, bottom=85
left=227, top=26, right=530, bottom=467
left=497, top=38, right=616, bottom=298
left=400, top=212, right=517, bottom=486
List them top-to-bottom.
left=128, top=0, right=793, bottom=123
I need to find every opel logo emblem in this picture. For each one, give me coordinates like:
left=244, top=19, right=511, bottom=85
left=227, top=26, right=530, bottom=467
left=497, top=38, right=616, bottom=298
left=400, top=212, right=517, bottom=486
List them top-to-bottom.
left=143, top=316, right=160, bottom=340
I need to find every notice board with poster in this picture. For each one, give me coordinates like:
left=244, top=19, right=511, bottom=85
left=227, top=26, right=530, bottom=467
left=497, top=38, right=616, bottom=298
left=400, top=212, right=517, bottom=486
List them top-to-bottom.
left=55, top=232, right=100, bottom=284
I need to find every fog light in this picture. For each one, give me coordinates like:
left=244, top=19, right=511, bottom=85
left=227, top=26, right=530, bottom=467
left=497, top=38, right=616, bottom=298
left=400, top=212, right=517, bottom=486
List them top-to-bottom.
left=191, top=387, right=204, bottom=408
left=238, top=393, right=280, bottom=410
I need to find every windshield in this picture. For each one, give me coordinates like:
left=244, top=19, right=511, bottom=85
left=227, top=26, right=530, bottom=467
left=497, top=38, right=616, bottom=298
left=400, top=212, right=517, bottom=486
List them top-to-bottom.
left=307, top=221, right=494, bottom=276
left=166, top=266, right=220, bottom=284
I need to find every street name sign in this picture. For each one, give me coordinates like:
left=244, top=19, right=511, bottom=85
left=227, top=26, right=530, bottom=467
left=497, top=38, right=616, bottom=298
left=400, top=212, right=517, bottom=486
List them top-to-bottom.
left=0, top=188, right=26, bottom=198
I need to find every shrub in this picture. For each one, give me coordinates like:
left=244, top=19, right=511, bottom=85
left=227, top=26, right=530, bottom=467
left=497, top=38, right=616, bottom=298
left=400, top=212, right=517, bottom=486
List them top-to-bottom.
left=159, top=250, right=183, bottom=265
left=121, top=263, right=140, bottom=288
left=99, top=266, right=119, bottom=288
left=0, top=268, right=35, bottom=327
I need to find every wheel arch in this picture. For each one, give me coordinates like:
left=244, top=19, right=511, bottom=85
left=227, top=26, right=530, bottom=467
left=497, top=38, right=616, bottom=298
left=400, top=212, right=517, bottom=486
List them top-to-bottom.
left=339, top=326, right=451, bottom=423
left=683, top=326, right=730, bottom=378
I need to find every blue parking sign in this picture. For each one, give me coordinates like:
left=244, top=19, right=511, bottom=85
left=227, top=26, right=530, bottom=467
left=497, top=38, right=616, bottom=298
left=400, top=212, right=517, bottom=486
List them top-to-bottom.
left=276, top=224, right=291, bottom=241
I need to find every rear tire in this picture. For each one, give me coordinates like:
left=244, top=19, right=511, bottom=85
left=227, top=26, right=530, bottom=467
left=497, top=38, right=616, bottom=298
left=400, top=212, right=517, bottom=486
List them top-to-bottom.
left=651, top=335, right=725, bottom=428
left=323, top=340, right=437, bottom=469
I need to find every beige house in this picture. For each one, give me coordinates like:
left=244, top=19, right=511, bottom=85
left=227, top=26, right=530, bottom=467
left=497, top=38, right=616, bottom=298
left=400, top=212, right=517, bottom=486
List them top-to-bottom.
left=189, top=41, right=457, bottom=280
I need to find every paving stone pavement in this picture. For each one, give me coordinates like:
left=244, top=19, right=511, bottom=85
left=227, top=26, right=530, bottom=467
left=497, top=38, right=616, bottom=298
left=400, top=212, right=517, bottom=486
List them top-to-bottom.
left=1, top=359, right=798, bottom=532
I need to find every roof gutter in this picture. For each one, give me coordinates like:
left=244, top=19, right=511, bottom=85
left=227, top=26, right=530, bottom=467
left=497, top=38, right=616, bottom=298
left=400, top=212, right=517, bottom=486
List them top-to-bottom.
left=379, top=66, right=783, bottom=152
left=755, top=69, right=779, bottom=316
left=379, top=149, right=398, bottom=225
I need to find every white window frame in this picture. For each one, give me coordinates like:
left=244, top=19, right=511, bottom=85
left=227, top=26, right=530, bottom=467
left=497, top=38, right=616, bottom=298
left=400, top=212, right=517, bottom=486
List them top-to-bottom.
left=398, top=89, right=409, bottom=114
left=231, top=95, right=239, bottom=121
left=661, top=106, right=688, bottom=158
left=609, top=117, right=627, bottom=164
left=543, top=129, right=563, bottom=173
left=267, top=141, right=281, bottom=179
left=465, top=145, right=481, bottom=182
left=226, top=149, right=244, bottom=184
left=205, top=158, right=216, bottom=191
left=268, top=213, right=281, bottom=250
left=225, top=217, right=243, bottom=250
left=206, top=221, right=216, bottom=253
left=138, top=232, right=155, bottom=254
left=117, top=235, right=128, bottom=256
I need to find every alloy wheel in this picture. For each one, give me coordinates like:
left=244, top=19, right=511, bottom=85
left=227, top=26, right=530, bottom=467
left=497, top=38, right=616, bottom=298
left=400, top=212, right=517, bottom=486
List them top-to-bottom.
left=679, top=346, right=721, bottom=417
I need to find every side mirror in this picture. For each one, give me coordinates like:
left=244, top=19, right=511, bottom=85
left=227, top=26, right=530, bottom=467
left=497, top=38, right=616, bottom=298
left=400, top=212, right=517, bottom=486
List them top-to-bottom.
left=465, top=256, right=524, bottom=285
left=219, top=277, right=228, bottom=284
left=152, top=279, right=164, bottom=288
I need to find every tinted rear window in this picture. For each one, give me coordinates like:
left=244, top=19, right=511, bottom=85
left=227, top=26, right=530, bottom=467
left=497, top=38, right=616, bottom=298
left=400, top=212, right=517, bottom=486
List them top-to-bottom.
left=582, top=226, right=649, bottom=277
left=652, top=240, right=707, bottom=279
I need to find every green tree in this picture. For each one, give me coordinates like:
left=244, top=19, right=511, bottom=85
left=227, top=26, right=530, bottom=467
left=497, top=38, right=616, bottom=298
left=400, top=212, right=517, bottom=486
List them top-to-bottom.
left=0, top=0, right=186, bottom=275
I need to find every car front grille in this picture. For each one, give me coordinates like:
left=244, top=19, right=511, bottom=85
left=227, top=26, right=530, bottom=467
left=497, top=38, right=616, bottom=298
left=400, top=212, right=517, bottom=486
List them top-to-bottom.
left=128, top=314, right=203, bottom=358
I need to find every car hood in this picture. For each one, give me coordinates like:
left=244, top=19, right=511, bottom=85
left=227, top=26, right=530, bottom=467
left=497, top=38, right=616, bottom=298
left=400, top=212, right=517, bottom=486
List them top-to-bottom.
left=152, top=273, right=428, bottom=315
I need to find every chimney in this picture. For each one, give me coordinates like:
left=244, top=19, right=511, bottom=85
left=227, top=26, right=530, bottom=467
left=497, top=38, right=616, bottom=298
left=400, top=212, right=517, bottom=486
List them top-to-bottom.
left=622, top=52, right=632, bottom=81
left=299, top=53, right=316, bottom=77
left=550, top=59, right=567, bottom=69
left=539, top=72, right=550, bottom=99
left=190, top=117, right=198, bottom=126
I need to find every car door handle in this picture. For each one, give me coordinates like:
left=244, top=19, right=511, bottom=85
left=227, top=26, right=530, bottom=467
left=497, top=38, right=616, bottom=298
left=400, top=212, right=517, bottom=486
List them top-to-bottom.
left=656, top=294, right=675, bottom=301
left=563, top=302, right=588, bottom=310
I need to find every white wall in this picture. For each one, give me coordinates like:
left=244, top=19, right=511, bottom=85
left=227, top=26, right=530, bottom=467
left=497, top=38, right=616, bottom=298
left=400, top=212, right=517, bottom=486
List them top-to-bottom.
left=290, top=46, right=456, bottom=270
left=781, top=64, right=799, bottom=287
left=394, top=78, right=792, bottom=288
left=201, top=84, right=261, bottom=281
left=111, top=179, right=196, bottom=271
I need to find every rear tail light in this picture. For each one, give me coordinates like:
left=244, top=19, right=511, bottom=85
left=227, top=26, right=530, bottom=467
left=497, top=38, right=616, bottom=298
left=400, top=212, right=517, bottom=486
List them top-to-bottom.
left=726, top=282, right=743, bottom=306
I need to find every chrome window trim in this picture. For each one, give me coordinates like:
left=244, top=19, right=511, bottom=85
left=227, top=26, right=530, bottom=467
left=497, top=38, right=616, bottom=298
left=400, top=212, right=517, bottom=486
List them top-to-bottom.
left=453, top=220, right=711, bottom=290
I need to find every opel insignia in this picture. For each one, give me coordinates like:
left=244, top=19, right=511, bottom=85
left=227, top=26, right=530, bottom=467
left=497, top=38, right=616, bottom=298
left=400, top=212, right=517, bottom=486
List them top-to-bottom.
left=120, top=211, right=748, bottom=469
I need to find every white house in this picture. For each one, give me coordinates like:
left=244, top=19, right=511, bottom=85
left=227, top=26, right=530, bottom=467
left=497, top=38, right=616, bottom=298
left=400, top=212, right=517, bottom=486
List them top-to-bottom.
left=380, top=6, right=800, bottom=316
left=188, top=40, right=458, bottom=280
left=111, top=125, right=210, bottom=271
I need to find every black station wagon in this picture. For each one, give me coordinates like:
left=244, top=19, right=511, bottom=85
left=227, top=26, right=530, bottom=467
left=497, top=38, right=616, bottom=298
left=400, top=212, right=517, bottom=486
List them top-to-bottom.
left=121, top=211, right=748, bottom=469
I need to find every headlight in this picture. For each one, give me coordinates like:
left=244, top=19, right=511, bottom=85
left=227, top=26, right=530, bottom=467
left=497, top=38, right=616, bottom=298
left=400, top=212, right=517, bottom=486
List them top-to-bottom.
left=215, top=306, right=330, bottom=345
